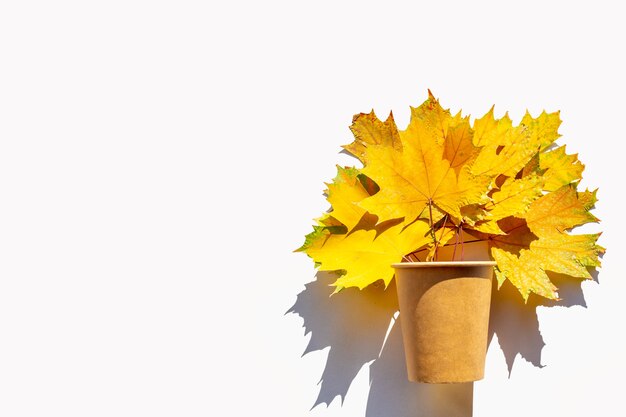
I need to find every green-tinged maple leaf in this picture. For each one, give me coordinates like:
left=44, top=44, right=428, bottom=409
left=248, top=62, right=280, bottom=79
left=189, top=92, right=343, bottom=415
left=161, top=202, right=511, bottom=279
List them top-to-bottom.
left=353, top=95, right=490, bottom=223
left=521, top=110, right=562, bottom=149
left=539, top=145, right=584, bottom=191
left=296, top=166, right=371, bottom=253
left=488, top=185, right=603, bottom=301
left=525, top=185, right=599, bottom=235
left=578, top=188, right=598, bottom=210
left=317, top=214, right=346, bottom=229
left=305, top=221, right=432, bottom=291
left=297, top=225, right=331, bottom=254
left=492, top=232, right=604, bottom=300
left=528, top=233, right=604, bottom=276
left=491, top=248, right=559, bottom=300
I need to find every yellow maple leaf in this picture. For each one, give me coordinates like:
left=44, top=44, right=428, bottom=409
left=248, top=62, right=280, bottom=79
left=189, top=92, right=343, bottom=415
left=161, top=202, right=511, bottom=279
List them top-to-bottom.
left=300, top=91, right=603, bottom=300
left=354, top=95, right=490, bottom=223
left=472, top=107, right=513, bottom=147
left=344, top=110, right=401, bottom=163
left=472, top=110, right=561, bottom=178
left=443, top=115, right=479, bottom=174
left=325, top=166, right=371, bottom=232
left=487, top=175, right=544, bottom=222
left=305, top=221, right=432, bottom=291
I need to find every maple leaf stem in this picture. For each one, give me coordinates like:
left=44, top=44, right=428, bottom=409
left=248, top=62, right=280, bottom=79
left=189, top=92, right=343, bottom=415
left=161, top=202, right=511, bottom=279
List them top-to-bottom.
left=428, top=199, right=438, bottom=260
left=432, top=215, right=449, bottom=262
left=440, top=215, right=449, bottom=240
left=452, top=226, right=459, bottom=260
left=460, top=228, right=465, bottom=260
left=409, top=238, right=487, bottom=256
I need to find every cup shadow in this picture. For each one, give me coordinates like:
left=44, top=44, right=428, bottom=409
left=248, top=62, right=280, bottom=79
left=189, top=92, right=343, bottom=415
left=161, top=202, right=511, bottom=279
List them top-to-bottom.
left=288, top=265, right=596, bottom=416
left=367, top=314, right=474, bottom=417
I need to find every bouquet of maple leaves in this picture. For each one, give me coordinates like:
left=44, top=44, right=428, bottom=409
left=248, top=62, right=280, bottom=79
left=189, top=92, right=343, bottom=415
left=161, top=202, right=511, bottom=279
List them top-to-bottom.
left=298, top=92, right=604, bottom=301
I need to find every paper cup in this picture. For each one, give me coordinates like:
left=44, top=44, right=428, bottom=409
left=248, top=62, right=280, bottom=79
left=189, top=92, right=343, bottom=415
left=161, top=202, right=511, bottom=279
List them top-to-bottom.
left=392, top=261, right=495, bottom=383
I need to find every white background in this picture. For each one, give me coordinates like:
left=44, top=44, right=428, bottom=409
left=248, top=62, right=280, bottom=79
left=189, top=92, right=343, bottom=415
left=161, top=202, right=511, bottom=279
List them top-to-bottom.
left=0, top=1, right=624, bottom=416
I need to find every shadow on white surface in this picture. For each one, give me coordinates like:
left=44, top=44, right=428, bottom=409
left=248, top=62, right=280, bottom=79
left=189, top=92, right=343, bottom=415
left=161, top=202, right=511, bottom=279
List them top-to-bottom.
left=288, top=258, right=596, bottom=415
left=286, top=272, right=398, bottom=407
left=489, top=272, right=588, bottom=374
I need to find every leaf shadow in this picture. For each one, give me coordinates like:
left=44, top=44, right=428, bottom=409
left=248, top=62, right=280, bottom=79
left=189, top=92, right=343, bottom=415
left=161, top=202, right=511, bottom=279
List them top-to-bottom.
left=288, top=263, right=600, bottom=415
left=286, top=272, right=398, bottom=407
left=288, top=272, right=474, bottom=416
left=488, top=272, right=591, bottom=374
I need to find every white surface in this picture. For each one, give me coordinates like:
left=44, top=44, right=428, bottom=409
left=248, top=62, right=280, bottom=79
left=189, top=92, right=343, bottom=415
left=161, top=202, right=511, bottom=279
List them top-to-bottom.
left=0, top=1, right=623, bottom=416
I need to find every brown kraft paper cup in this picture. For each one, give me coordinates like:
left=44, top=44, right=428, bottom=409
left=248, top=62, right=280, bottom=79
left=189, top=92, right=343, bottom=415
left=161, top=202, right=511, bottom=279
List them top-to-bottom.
left=392, top=261, right=496, bottom=383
